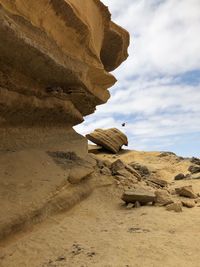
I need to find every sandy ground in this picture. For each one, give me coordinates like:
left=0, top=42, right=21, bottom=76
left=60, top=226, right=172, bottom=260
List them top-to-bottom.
left=1, top=150, right=200, bottom=267
left=1, top=182, right=200, bottom=267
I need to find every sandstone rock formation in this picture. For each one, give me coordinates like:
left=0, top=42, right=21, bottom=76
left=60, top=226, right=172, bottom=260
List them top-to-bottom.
left=0, top=0, right=129, bottom=151
left=86, top=128, right=128, bottom=153
left=175, top=185, right=197, bottom=199
left=121, top=189, right=156, bottom=204
left=155, top=189, right=173, bottom=206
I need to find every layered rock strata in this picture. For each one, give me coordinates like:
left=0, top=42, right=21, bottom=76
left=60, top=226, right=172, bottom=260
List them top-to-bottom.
left=0, top=0, right=129, bottom=129
left=86, top=128, right=128, bottom=153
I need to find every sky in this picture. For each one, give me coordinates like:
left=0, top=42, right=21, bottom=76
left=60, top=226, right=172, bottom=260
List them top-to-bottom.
left=75, top=0, right=200, bottom=157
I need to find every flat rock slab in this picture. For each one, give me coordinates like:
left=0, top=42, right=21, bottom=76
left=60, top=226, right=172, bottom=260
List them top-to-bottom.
left=88, top=145, right=103, bottom=154
left=111, top=159, right=141, bottom=180
left=125, top=165, right=141, bottom=180
left=190, top=173, right=200, bottom=180
left=147, top=177, right=168, bottom=187
left=122, top=189, right=156, bottom=204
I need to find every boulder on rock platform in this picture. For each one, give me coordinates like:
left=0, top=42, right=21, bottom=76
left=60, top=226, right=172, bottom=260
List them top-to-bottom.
left=86, top=128, right=128, bottom=153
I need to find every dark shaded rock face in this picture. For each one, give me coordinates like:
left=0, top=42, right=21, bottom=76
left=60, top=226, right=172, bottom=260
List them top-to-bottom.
left=0, top=0, right=129, bottom=153
left=190, top=157, right=200, bottom=166
left=129, top=162, right=150, bottom=177
left=188, top=165, right=200, bottom=174
left=174, top=173, right=185, bottom=180
left=121, top=189, right=156, bottom=204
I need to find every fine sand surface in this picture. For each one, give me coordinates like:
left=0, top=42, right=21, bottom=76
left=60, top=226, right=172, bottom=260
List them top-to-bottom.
left=1, top=150, right=200, bottom=267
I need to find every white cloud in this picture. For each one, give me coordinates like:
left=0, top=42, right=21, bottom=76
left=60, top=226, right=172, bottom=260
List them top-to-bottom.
left=75, top=0, right=200, bottom=156
left=104, top=0, right=200, bottom=78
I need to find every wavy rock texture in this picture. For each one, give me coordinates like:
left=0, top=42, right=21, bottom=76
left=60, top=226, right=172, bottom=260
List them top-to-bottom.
left=0, top=0, right=129, bottom=129
left=86, top=128, right=128, bottom=153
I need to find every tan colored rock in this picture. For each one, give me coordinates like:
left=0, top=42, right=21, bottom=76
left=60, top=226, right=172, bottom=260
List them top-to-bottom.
left=0, top=0, right=129, bottom=129
left=86, top=128, right=128, bottom=153
left=88, top=145, right=103, bottom=154
left=111, top=159, right=126, bottom=174
left=111, top=159, right=141, bottom=183
left=102, top=160, right=112, bottom=169
left=129, top=162, right=150, bottom=177
left=125, top=165, right=141, bottom=180
left=68, top=166, right=94, bottom=184
left=100, top=167, right=112, bottom=176
left=115, top=169, right=138, bottom=184
left=116, top=169, right=133, bottom=178
left=115, top=175, right=126, bottom=183
left=147, top=177, right=168, bottom=188
left=175, top=185, right=197, bottom=199
left=121, top=189, right=156, bottom=204
left=155, top=190, right=173, bottom=206
left=181, top=199, right=196, bottom=208
left=166, top=203, right=182, bottom=212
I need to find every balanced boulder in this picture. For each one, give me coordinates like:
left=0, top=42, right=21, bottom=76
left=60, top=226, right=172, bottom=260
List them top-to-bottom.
left=86, top=128, right=128, bottom=153
left=111, top=159, right=126, bottom=174
left=147, top=177, right=168, bottom=188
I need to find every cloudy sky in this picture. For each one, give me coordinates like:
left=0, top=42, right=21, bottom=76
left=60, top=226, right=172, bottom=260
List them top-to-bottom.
left=75, top=0, right=200, bottom=157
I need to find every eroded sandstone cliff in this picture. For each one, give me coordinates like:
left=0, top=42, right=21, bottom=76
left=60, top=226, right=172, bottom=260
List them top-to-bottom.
left=0, top=0, right=129, bottom=129
left=0, top=0, right=130, bottom=242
